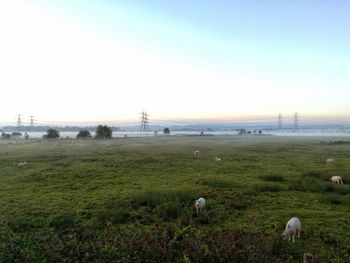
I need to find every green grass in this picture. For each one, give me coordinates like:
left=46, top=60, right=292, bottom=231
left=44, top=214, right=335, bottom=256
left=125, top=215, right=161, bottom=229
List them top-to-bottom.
left=0, top=136, right=350, bottom=262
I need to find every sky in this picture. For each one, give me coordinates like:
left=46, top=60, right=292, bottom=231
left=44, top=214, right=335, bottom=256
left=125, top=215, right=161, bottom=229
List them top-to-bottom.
left=0, top=0, right=349, bottom=125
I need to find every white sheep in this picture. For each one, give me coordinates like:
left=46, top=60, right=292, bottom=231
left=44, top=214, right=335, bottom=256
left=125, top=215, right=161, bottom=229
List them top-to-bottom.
left=194, top=150, right=200, bottom=156
left=215, top=157, right=222, bottom=162
left=325, top=158, right=334, bottom=166
left=18, top=161, right=27, bottom=167
left=331, top=176, right=343, bottom=184
left=195, top=197, right=206, bottom=214
left=281, top=217, right=301, bottom=242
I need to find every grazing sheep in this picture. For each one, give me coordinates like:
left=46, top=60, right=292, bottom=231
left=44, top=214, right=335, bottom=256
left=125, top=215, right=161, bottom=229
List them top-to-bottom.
left=194, top=150, right=200, bottom=156
left=215, top=157, right=222, bottom=162
left=325, top=158, right=334, bottom=166
left=18, top=161, right=27, bottom=167
left=331, top=175, right=343, bottom=184
left=195, top=197, right=206, bottom=214
left=281, top=217, right=301, bottom=242
left=303, top=253, right=314, bottom=263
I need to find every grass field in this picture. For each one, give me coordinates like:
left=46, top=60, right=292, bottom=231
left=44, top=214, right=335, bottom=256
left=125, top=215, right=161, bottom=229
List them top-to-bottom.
left=1, top=136, right=350, bottom=262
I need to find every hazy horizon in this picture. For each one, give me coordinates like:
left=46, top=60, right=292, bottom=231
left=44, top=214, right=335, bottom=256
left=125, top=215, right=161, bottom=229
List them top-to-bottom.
left=0, top=1, right=349, bottom=123
left=1, top=113, right=350, bottom=128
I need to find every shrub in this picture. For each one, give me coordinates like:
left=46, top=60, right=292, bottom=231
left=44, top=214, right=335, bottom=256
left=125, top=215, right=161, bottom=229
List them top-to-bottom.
left=95, top=125, right=112, bottom=139
left=163, top=127, right=170, bottom=135
left=44, top=129, right=60, bottom=139
left=76, top=130, right=92, bottom=139
left=1, top=132, right=11, bottom=139
left=11, top=132, right=22, bottom=137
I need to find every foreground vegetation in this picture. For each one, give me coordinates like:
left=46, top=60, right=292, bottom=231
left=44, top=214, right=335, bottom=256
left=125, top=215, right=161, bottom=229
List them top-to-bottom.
left=0, top=136, right=350, bottom=262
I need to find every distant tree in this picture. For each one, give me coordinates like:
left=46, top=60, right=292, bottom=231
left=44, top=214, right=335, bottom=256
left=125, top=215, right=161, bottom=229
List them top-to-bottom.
left=95, top=125, right=112, bottom=139
left=163, top=128, right=170, bottom=135
left=44, top=129, right=60, bottom=139
left=238, top=129, right=246, bottom=135
left=77, top=130, right=92, bottom=139
left=1, top=132, right=11, bottom=139
left=11, top=132, right=22, bottom=137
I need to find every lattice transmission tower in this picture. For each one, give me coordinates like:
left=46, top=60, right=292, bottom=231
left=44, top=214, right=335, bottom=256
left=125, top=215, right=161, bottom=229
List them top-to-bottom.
left=140, top=110, right=150, bottom=132
left=294, top=112, right=299, bottom=129
left=278, top=113, right=282, bottom=130
left=16, top=114, right=22, bottom=131
left=30, top=115, right=35, bottom=127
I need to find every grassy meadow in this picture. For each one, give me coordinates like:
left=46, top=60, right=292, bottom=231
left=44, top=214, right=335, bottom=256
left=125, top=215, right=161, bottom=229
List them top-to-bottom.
left=0, top=136, right=350, bottom=262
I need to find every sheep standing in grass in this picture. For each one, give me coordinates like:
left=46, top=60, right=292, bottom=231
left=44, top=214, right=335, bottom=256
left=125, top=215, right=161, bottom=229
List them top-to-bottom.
left=194, top=150, right=200, bottom=156
left=215, top=157, right=222, bottom=162
left=325, top=158, right=334, bottom=166
left=18, top=161, right=27, bottom=167
left=331, top=176, right=343, bottom=184
left=195, top=197, right=206, bottom=214
left=281, top=217, right=301, bottom=242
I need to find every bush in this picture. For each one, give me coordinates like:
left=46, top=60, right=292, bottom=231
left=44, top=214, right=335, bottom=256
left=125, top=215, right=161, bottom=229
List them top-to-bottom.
left=95, top=125, right=112, bottom=139
left=163, top=127, right=170, bottom=135
left=44, top=129, right=60, bottom=139
left=76, top=130, right=92, bottom=139
left=1, top=132, right=11, bottom=139
left=11, top=132, right=22, bottom=137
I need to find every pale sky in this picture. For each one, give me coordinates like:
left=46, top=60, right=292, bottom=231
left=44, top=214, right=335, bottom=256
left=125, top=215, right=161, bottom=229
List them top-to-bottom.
left=0, top=0, right=349, bottom=125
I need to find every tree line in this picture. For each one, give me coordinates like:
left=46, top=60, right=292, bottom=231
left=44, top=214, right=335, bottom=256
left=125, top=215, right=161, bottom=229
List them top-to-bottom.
left=1, top=125, right=172, bottom=139
left=44, top=125, right=113, bottom=139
